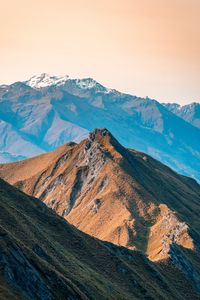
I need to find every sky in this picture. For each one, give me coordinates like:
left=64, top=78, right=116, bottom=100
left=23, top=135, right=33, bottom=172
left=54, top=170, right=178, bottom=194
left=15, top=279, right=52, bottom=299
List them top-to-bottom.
left=0, top=0, right=200, bottom=104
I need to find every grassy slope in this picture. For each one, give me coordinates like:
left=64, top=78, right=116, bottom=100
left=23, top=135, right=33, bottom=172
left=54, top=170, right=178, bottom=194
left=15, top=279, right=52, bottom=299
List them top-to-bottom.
left=1, top=130, right=200, bottom=256
left=0, top=178, right=199, bottom=299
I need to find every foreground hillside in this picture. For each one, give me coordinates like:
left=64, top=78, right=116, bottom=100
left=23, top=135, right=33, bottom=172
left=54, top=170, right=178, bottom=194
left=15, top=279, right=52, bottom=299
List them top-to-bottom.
left=1, top=74, right=200, bottom=181
left=1, top=128, right=200, bottom=291
left=1, top=178, right=199, bottom=299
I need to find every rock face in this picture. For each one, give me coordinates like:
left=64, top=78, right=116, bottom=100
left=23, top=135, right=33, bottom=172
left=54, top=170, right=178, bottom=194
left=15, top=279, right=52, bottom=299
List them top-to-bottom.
left=1, top=76, right=200, bottom=181
left=1, top=128, right=200, bottom=280
left=1, top=178, right=200, bottom=299
left=147, top=204, right=194, bottom=261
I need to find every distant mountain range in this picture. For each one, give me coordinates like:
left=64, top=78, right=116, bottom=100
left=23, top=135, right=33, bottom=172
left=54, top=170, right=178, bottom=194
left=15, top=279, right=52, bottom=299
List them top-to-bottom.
left=0, top=73, right=200, bottom=181
left=163, top=102, right=200, bottom=129
left=1, top=128, right=200, bottom=297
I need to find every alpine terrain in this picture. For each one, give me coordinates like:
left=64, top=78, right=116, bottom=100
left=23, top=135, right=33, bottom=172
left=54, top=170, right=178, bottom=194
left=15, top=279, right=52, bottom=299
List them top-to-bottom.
left=0, top=74, right=200, bottom=181
left=164, top=102, right=200, bottom=129
left=1, top=128, right=200, bottom=297
left=1, top=177, right=200, bottom=299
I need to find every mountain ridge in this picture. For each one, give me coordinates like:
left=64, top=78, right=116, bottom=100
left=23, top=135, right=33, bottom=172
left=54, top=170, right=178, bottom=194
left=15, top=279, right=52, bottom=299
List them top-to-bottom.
left=0, top=75, right=200, bottom=181
left=163, top=102, right=200, bottom=129
left=1, top=127, right=200, bottom=288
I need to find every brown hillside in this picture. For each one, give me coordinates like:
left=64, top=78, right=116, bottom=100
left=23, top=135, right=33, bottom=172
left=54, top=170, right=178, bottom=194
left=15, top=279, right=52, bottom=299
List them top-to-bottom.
left=1, top=128, right=200, bottom=278
left=1, top=178, right=200, bottom=299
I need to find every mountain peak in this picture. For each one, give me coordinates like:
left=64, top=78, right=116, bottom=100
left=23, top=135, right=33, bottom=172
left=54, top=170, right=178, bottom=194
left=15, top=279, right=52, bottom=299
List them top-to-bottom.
left=25, top=73, right=69, bottom=88
left=25, top=73, right=116, bottom=93
left=75, top=77, right=99, bottom=89
left=164, top=101, right=200, bottom=130
left=2, top=128, right=199, bottom=265
left=86, top=128, right=125, bottom=157
left=89, top=128, right=110, bottom=141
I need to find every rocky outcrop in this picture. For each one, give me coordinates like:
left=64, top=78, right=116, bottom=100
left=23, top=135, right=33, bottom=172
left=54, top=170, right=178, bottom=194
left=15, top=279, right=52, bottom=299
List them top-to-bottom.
left=147, top=204, right=194, bottom=261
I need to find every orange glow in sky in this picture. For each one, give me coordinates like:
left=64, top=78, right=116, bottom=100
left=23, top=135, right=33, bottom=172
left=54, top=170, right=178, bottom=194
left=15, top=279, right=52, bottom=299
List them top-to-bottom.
left=0, top=0, right=200, bottom=104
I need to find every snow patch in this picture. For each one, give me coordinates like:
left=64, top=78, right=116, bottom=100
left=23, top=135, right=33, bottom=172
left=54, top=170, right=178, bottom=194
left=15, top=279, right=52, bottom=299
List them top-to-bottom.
left=26, top=73, right=69, bottom=88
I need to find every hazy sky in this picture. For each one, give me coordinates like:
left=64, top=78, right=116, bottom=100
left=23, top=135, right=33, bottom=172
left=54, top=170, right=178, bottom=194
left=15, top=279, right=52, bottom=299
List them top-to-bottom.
left=0, top=0, right=200, bottom=104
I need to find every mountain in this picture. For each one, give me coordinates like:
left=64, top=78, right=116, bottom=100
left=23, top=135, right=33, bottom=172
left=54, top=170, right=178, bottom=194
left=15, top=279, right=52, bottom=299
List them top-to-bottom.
left=26, top=73, right=70, bottom=88
left=1, top=74, right=200, bottom=181
left=164, top=102, right=200, bottom=129
left=1, top=128, right=200, bottom=293
left=1, top=176, right=200, bottom=299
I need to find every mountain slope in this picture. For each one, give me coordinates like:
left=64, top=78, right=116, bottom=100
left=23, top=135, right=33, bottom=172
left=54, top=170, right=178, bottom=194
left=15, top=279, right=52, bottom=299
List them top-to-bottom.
left=1, top=75, right=200, bottom=181
left=164, top=102, right=200, bottom=129
left=1, top=128, right=200, bottom=291
left=1, top=178, right=200, bottom=299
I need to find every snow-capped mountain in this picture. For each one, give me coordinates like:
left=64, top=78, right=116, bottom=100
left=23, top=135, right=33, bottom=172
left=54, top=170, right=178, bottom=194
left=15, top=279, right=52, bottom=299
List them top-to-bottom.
left=25, top=73, right=70, bottom=88
left=25, top=73, right=115, bottom=93
left=1, top=75, right=200, bottom=181
left=164, top=102, right=200, bottom=129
